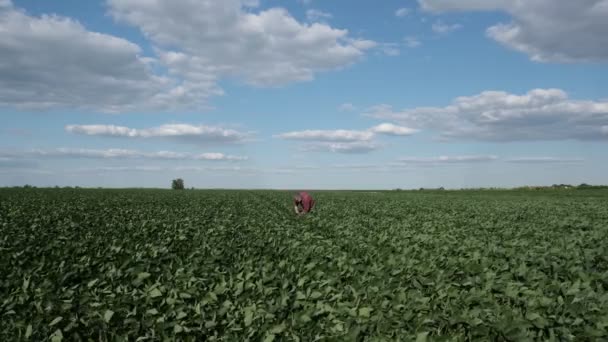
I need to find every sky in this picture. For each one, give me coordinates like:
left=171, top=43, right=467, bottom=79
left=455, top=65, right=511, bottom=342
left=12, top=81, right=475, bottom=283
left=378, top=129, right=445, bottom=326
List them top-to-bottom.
left=1, top=0, right=607, bottom=189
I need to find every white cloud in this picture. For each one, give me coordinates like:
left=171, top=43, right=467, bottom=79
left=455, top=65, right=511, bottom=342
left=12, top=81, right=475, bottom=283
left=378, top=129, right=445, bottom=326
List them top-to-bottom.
left=0, top=0, right=376, bottom=112
left=108, top=0, right=376, bottom=87
left=418, top=0, right=608, bottom=62
left=0, top=1, right=196, bottom=112
left=395, top=8, right=410, bottom=17
left=306, top=9, right=332, bottom=22
left=432, top=21, right=462, bottom=34
left=404, top=36, right=421, bottom=48
left=352, top=40, right=378, bottom=50
left=381, top=43, right=401, bottom=56
left=365, top=88, right=608, bottom=141
left=339, top=103, right=357, bottom=112
left=276, top=122, right=418, bottom=153
left=277, top=123, right=415, bottom=153
left=277, top=123, right=416, bottom=141
left=370, top=123, right=418, bottom=136
left=65, top=124, right=251, bottom=144
left=276, top=129, right=374, bottom=142
left=301, top=141, right=381, bottom=154
left=0, top=148, right=248, bottom=161
left=196, top=153, right=247, bottom=161
left=398, top=155, right=498, bottom=164
left=505, top=157, right=585, bottom=164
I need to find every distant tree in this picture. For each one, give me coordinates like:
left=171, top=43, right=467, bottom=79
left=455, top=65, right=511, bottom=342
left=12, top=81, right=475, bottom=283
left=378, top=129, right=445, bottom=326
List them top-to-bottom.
left=172, top=178, right=185, bottom=190
left=438, top=187, right=445, bottom=191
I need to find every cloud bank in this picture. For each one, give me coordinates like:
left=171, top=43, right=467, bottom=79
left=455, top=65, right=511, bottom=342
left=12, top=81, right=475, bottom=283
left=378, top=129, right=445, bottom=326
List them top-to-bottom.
left=0, top=0, right=376, bottom=112
left=418, top=0, right=608, bottom=62
left=366, top=89, right=608, bottom=141
left=276, top=123, right=416, bottom=153
left=66, top=124, right=251, bottom=144
left=0, top=148, right=248, bottom=161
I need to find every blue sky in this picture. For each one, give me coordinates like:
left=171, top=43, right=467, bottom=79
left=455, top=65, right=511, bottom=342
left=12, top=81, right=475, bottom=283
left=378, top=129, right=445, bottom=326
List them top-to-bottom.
left=1, top=0, right=607, bottom=189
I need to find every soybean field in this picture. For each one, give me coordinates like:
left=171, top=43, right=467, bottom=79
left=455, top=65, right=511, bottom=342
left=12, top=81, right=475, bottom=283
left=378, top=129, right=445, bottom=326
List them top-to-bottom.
left=1, top=188, right=608, bottom=341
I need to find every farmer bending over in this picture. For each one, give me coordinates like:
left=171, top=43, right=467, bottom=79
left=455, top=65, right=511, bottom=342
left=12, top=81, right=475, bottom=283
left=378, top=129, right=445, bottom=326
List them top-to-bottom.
left=294, top=192, right=315, bottom=215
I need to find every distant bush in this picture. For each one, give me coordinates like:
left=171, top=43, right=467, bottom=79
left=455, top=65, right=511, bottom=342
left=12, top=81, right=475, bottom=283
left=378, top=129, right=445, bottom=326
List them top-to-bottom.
left=172, top=178, right=185, bottom=190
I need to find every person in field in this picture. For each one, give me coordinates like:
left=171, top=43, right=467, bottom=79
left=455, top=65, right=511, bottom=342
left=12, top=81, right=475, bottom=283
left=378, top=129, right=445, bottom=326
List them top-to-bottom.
left=294, top=191, right=315, bottom=215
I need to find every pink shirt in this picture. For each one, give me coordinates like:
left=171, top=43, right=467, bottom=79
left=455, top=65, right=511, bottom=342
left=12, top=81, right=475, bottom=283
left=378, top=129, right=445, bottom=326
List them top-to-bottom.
left=298, top=192, right=315, bottom=212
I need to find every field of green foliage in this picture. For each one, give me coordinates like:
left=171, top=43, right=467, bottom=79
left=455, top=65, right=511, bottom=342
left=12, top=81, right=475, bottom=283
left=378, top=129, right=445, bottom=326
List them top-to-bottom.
left=1, top=188, right=608, bottom=341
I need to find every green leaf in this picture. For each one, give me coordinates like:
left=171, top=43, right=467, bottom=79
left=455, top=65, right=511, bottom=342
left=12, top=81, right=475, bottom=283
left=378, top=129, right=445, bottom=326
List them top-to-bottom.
left=137, top=272, right=151, bottom=280
left=23, top=277, right=30, bottom=292
left=87, top=279, right=99, bottom=288
left=235, top=281, right=244, bottom=296
left=149, top=288, right=162, bottom=298
left=310, top=291, right=323, bottom=300
left=244, top=306, right=254, bottom=327
left=358, top=307, right=373, bottom=318
left=146, top=309, right=159, bottom=315
left=104, top=310, right=114, bottom=323
left=526, top=312, right=541, bottom=321
left=526, top=312, right=547, bottom=328
left=299, top=314, right=311, bottom=323
left=49, top=317, right=63, bottom=326
left=471, top=317, right=483, bottom=326
left=270, top=323, right=286, bottom=334
left=332, top=323, right=344, bottom=333
left=25, top=324, right=32, bottom=338
left=174, top=324, right=184, bottom=333
left=50, top=329, right=63, bottom=342
left=416, top=332, right=429, bottom=342
left=263, top=333, right=276, bottom=342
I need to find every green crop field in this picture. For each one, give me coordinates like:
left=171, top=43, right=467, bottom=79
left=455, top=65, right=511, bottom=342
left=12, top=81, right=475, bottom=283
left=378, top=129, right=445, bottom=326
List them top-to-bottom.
left=1, top=188, right=608, bottom=341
